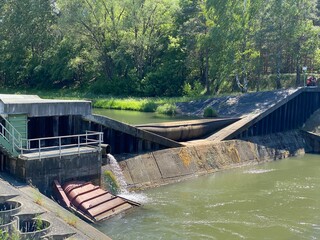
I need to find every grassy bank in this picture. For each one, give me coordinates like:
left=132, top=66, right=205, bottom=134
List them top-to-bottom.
left=2, top=73, right=304, bottom=115
left=0, top=87, right=204, bottom=114
left=93, top=98, right=183, bottom=114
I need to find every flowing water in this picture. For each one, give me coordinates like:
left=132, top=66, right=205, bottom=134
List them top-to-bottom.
left=97, top=154, right=320, bottom=240
left=107, top=154, right=129, bottom=194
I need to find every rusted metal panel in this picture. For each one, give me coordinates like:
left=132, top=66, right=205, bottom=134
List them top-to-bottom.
left=53, top=180, right=70, bottom=208
left=57, top=181, right=140, bottom=223
left=88, top=198, right=127, bottom=217
left=94, top=204, right=133, bottom=222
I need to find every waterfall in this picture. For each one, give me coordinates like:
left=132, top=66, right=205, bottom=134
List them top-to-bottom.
left=106, top=154, right=150, bottom=204
left=107, top=154, right=129, bottom=194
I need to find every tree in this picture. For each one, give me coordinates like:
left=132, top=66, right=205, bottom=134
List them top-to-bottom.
left=0, top=0, right=56, bottom=87
left=57, top=0, right=180, bottom=95
left=176, top=0, right=213, bottom=94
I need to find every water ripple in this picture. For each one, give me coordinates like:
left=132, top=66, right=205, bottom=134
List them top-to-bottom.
left=244, top=169, right=275, bottom=174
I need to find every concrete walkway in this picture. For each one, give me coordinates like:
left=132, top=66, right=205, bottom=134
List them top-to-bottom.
left=0, top=173, right=111, bottom=240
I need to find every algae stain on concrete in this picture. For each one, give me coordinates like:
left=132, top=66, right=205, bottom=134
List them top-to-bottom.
left=226, top=143, right=241, bottom=163
left=178, top=148, right=192, bottom=167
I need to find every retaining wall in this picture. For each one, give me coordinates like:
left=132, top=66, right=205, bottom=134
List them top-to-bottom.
left=119, top=131, right=308, bottom=190
left=8, top=152, right=101, bottom=195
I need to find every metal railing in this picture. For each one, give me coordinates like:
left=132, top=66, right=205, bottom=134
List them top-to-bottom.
left=0, top=115, right=103, bottom=160
left=0, top=122, right=22, bottom=156
left=21, top=131, right=103, bottom=160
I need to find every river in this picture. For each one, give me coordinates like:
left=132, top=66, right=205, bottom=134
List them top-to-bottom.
left=93, top=108, right=198, bottom=125
left=96, top=154, right=320, bottom=240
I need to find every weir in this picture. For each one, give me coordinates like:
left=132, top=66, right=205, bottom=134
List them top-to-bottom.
left=1, top=88, right=320, bottom=196
left=0, top=89, right=318, bottom=239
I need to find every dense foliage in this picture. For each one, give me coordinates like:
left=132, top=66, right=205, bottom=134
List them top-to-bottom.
left=0, top=0, right=319, bottom=96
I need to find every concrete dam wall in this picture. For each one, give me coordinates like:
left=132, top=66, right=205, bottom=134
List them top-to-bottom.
left=119, top=131, right=307, bottom=190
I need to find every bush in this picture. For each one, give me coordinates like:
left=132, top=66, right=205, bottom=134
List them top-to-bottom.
left=183, top=80, right=203, bottom=97
left=183, top=83, right=192, bottom=96
left=141, top=101, right=158, bottom=112
left=156, top=103, right=177, bottom=115
left=203, top=107, right=218, bottom=118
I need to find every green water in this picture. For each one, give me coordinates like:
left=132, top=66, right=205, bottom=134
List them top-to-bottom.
left=93, top=108, right=198, bottom=125
left=97, top=154, right=320, bottom=240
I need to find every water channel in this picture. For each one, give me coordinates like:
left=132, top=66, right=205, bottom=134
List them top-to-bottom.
left=97, top=154, right=320, bottom=240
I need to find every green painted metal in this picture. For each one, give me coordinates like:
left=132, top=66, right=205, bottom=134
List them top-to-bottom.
left=0, top=114, right=26, bottom=157
left=7, top=114, right=27, bottom=148
left=0, top=136, right=19, bottom=156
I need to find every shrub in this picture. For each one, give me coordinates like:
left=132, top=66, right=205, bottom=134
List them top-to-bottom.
left=183, top=80, right=203, bottom=97
left=183, top=83, right=192, bottom=96
left=141, top=101, right=158, bottom=112
left=156, top=104, right=177, bottom=115
left=203, top=107, right=218, bottom=118
left=0, top=230, right=9, bottom=240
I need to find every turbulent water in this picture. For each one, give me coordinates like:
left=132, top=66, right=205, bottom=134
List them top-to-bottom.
left=97, top=154, right=320, bottom=240
left=107, top=154, right=129, bottom=194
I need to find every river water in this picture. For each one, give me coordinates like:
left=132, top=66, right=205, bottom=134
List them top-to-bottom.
left=93, top=108, right=198, bottom=125
left=96, top=154, right=320, bottom=240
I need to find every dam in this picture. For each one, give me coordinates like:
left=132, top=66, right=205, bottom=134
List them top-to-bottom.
left=1, top=87, right=320, bottom=239
left=0, top=88, right=320, bottom=192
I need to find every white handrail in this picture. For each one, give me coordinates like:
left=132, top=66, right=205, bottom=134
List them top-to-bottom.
left=0, top=114, right=104, bottom=159
left=0, top=123, right=22, bottom=155
left=20, top=131, right=103, bottom=160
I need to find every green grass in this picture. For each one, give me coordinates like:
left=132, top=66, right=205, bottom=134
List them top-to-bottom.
left=92, top=96, right=204, bottom=114
left=93, top=98, right=156, bottom=111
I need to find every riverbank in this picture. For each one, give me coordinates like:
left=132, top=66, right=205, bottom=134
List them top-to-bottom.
left=4, top=87, right=299, bottom=119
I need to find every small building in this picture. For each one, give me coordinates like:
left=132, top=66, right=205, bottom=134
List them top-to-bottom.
left=0, top=94, right=103, bottom=195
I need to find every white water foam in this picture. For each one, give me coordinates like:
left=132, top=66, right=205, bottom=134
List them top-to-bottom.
left=107, top=154, right=129, bottom=194
left=107, top=154, right=151, bottom=204
left=244, top=169, right=275, bottom=174
left=119, top=192, right=151, bottom=204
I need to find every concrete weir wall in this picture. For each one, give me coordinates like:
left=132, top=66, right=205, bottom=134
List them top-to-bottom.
left=119, top=131, right=307, bottom=189
left=8, top=152, right=101, bottom=195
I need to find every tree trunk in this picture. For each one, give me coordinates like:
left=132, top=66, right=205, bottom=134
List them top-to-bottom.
left=204, top=46, right=210, bottom=94
left=276, top=50, right=282, bottom=89
left=296, top=64, right=301, bottom=87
